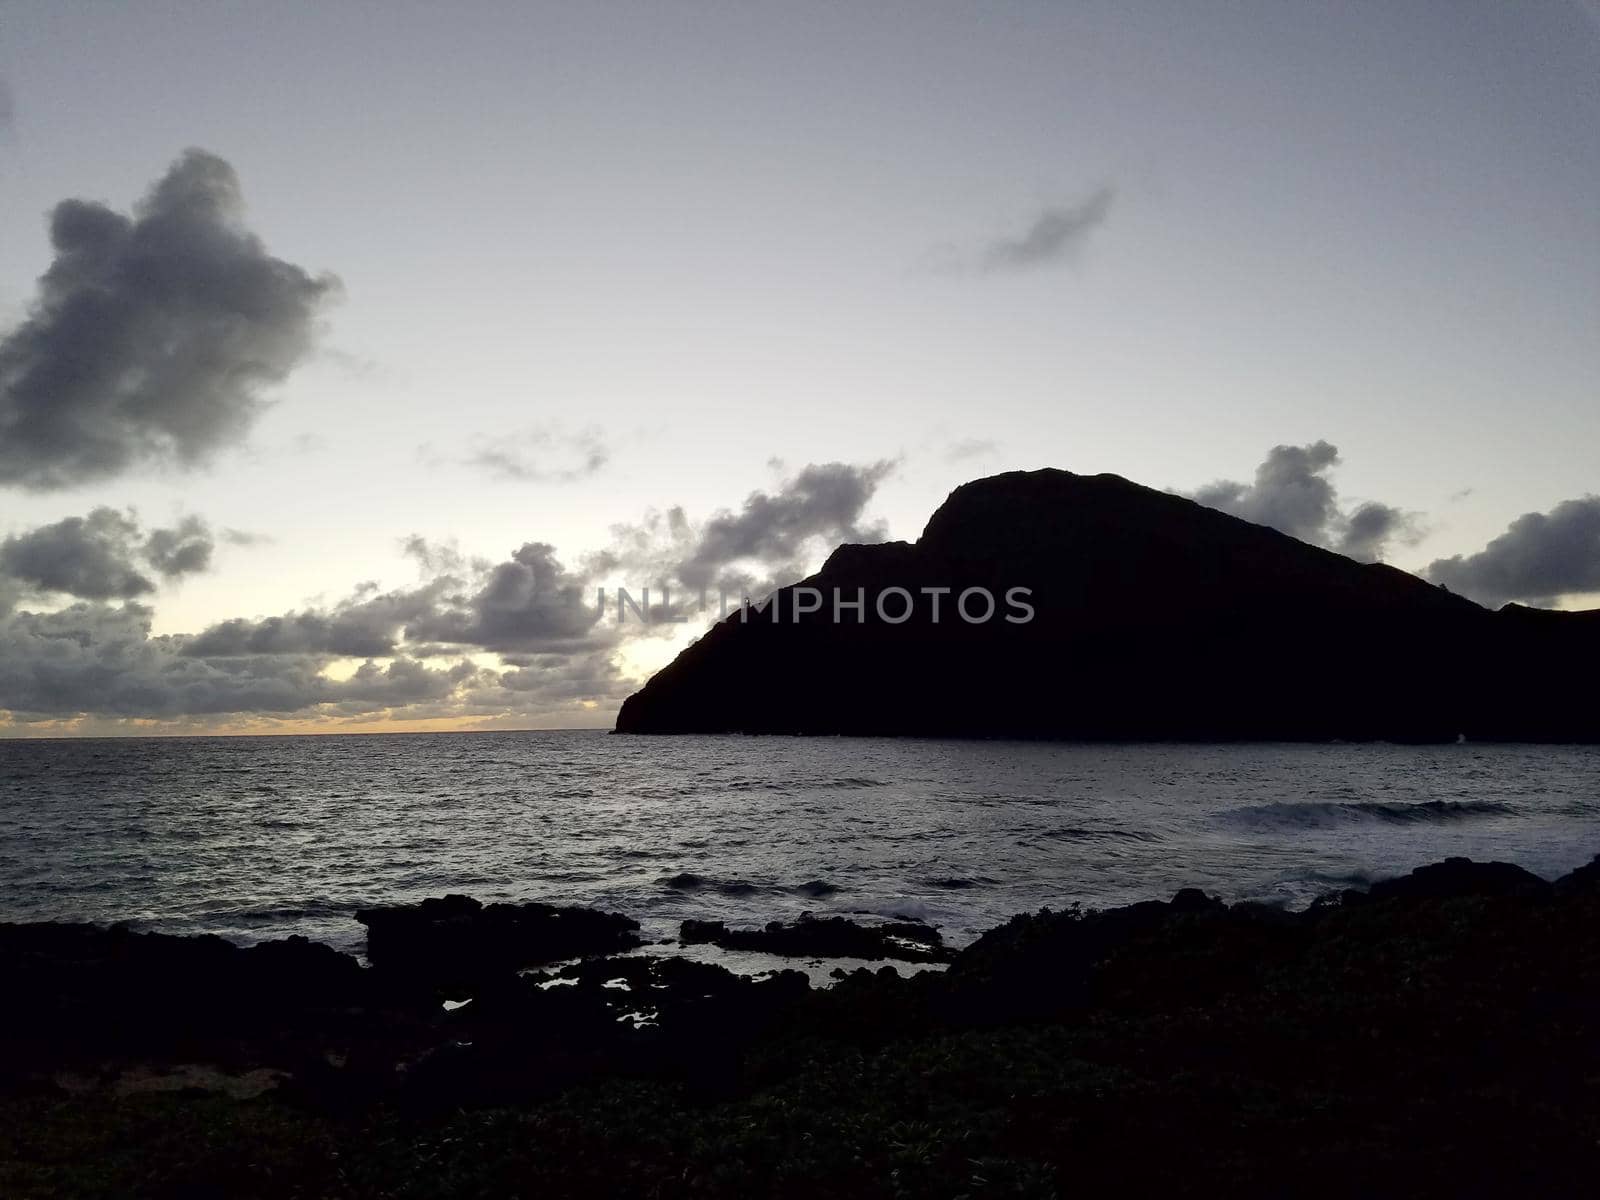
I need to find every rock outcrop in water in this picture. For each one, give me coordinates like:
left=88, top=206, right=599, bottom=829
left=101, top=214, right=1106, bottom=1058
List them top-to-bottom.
left=615, top=469, right=1600, bottom=740
left=355, top=895, right=642, bottom=991
left=679, top=914, right=953, bottom=963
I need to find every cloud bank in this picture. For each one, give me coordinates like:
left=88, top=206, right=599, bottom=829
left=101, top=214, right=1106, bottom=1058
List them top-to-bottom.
left=0, top=149, right=337, bottom=489
left=1184, top=441, right=1418, bottom=563
left=0, top=460, right=895, bottom=730
left=588, top=460, right=896, bottom=596
left=1426, top=496, right=1600, bottom=608
left=0, top=509, right=214, bottom=603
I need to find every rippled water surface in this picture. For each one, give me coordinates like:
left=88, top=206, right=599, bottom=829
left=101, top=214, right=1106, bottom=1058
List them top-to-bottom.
left=2, top=732, right=1597, bottom=954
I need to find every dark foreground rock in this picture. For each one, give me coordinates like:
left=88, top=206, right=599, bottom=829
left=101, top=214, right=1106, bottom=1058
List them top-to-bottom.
left=1555, top=851, right=1600, bottom=894
left=5, top=854, right=1600, bottom=1196
left=1364, top=855, right=1550, bottom=901
left=355, top=894, right=643, bottom=990
left=679, top=913, right=953, bottom=962
left=0, top=923, right=434, bottom=1087
left=404, top=956, right=812, bottom=1107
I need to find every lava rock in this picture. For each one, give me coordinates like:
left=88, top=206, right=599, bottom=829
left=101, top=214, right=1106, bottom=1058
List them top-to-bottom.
left=1554, top=853, right=1600, bottom=895
left=1366, top=856, right=1550, bottom=902
left=355, top=895, right=642, bottom=990
left=678, top=913, right=952, bottom=962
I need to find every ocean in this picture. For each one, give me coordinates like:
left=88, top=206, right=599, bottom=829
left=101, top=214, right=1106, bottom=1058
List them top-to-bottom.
left=2, top=731, right=1597, bottom=956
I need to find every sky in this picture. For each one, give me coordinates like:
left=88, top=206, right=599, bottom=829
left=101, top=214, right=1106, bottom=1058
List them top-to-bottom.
left=0, top=0, right=1596, bottom=735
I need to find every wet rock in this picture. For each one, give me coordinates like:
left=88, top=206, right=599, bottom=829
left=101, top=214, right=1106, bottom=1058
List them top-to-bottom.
left=1554, top=853, right=1600, bottom=894
left=1366, top=856, right=1550, bottom=902
left=1170, top=887, right=1222, bottom=914
left=944, top=888, right=1235, bottom=1023
left=355, top=895, right=642, bottom=989
left=677, top=913, right=952, bottom=963
left=679, top=918, right=728, bottom=944
left=0, top=921, right=416, bottom=1088
left=401, top=954, right=811, bottom=1107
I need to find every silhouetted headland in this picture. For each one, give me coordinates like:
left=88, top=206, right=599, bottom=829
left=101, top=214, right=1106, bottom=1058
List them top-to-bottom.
left=616, top=469, right=1600, bottom=740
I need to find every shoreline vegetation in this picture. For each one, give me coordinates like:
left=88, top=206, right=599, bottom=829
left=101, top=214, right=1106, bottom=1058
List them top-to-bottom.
left=4, top=853, right=1600, bottom=1196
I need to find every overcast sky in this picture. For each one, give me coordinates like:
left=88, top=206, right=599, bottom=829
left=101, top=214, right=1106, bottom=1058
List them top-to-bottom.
left=1, top=1, right=1596, bottom=734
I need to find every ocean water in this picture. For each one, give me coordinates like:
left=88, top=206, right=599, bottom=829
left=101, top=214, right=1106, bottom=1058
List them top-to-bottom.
left=2, top=732, right=1597, bottom=956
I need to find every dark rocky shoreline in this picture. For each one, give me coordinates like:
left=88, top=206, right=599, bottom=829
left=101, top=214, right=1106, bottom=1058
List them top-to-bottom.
left=4, top=852, right=1600, bottom=1195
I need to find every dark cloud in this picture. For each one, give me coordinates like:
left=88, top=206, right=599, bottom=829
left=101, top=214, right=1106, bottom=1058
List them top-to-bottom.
left=0, top=149, right=337, bottom=489
left=976, top=187, right=1114, bottom=273
left=1184, top=441, right=1418, bottom=563
left=1190, top=441, right=1342, bottom=544
left=0, top=460, right=893, bottom=727
left=672, top=460, right=895, bottom=591
left=579, top=461, right=895, bottom=604
left=1425, top=497, right=1600, bottom=608
left=1337, top=501, right=1412, bottom=564
left=0, top=508, right=215, bottom=601
left=0, top=509, right=152, bottom=600
left=143, top=516, right=214, bottom=578
left=189, top=536, right=609, bottom=661
left=405, top=542, right=606, bottom=653
left=185, top=580, right=449, bottom=659
left=0, top=594, right=625, bottom=726
left=0, top=602, right=487, bottom=720
left=494, top=651, right=628, bottom=701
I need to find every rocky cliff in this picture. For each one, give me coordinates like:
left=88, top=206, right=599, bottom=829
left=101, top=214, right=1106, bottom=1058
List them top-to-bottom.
left=615, top=469, right=1598, bottom=740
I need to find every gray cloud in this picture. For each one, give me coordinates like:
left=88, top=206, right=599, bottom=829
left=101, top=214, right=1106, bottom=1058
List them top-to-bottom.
left=0, top=149, right=337, bottom=490
left=977, top=187, right=1114, bottom=273
left=419, top=425, right=611, bottom=485
left=462, top=426, right=609, bottom=483
left=945, top=437, right=998, bottom=463
left=1184, top=441, right=1418, bottom=563
left=1190, top=441, right=1342, bottom=543
left=0, top=459, right=893, bottom=727
left=579, top=460, right=895, bottom=608
left=671, top=460, right=895, bottom=591
left=1425, top=496, right=1600, bottom=608
left=1337, top=501, right=1412, bottom=564
left=0, top=508, right=216, bottom=601
left=0, top=509, right=152, bottom=600
left=143, top=515, right=214, bottom=578
left=221, top=527, right=273, bottom=547
left=188, top=535, right=611, bottom=661
left=405, top=541, right=608, bottom=653
left=185, top=579, right=450, bottom=659
left=0, top=589, right=627, bottom=727
left=0, top=602, right=490, bottom=721
left=0, top=606, right=636, bottom=729
left=494, top=651, right=628, bottom=702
